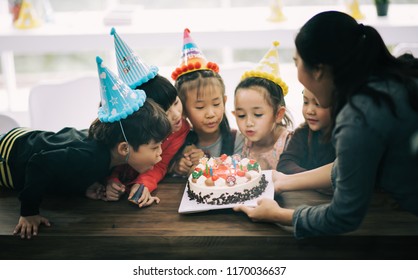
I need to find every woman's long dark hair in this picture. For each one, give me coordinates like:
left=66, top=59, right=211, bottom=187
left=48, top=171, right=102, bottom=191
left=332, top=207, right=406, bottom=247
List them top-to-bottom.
left=295, top=11, right=418, bottom=121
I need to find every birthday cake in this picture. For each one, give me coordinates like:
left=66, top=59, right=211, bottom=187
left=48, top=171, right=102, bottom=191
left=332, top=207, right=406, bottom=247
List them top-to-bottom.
left=187, top=154, right=267, bottom=205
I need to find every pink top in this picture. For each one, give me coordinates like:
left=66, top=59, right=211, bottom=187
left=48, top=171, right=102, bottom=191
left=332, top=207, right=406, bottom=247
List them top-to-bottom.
left=241, top=129, right=292, bottom=170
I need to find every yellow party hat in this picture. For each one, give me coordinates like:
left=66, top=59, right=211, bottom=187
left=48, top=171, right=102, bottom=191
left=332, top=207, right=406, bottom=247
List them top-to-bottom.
left=14, top=0, right=42, bottom=29
left=267, top=0, right=286, bottom=22
left=241, top=41, right=288, bottom=96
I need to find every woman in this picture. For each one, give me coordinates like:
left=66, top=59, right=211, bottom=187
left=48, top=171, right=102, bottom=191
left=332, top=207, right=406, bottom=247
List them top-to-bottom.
left=234, top=11, right=418, bottom=238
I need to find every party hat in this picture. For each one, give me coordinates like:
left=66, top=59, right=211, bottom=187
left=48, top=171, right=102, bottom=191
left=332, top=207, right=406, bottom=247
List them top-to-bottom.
left=14, top=0, right=42, bottom=29
left=267, top=0, right=286, bottom=22
left=110, top=27, right=159, bottom=89
left=171, top=28, right=219, bottom=81
left=241, top=41, right=288, bottom=96
left=96, top=56, right=146, bottom=123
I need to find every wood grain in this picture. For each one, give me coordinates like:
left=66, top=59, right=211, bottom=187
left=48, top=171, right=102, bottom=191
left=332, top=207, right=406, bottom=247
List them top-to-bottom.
left=1, top=178, right=417, bottom=259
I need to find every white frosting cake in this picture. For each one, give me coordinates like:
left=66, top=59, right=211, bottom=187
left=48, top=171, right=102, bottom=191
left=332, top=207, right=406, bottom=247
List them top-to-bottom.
left=187, top=154, right=267, bottom=205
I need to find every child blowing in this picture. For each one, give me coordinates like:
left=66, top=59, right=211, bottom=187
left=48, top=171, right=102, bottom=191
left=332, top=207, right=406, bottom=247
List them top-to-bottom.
left=103, top=28, right=190, bottom=206
left=170, top=28, right=240, bottom=176
left=233, top=41, right=293, bottom=170
left=0, top=56, right=171, bottom=239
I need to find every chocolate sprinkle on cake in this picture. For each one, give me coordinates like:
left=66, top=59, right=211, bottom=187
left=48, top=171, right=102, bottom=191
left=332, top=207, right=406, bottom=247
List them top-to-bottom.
left=187, top=174, right=267, bottom=205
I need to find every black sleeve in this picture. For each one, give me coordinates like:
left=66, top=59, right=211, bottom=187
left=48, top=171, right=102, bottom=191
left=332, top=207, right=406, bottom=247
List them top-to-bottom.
left=276, top=126, right=309, bottom=174
left=19, top=147, right=107, bottom=216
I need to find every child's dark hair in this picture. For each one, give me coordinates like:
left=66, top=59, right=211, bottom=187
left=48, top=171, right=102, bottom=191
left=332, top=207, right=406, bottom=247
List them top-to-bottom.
left=175, top=70, right=235, bottom=155
left=136, top=74, right=177, bottom=111
left=235, top=77, right=293, bottom=129
left=88, top=99, right=171, bottom=151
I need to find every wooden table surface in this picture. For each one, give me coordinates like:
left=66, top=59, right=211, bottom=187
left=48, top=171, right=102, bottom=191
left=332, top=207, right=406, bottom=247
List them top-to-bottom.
left=1, top=177, right=417, bottom=260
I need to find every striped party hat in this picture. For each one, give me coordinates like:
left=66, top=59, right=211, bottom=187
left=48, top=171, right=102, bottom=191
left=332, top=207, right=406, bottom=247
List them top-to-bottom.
left=111, top=27, right=159, bottom=89
left=171, top=28, right=219, bottom=81
left=241, top=41, right=288, bottom=96
left=96, top=56, right=146, bottom=123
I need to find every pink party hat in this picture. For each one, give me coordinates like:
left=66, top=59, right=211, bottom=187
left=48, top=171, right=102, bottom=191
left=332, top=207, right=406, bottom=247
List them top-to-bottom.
left=111, top=27, right=159, bottom=89
left=171, top=28, right=219, bottom=81
left=241, top=41, right=288, bottom=96
left=96, top=56, right=146, bottom=123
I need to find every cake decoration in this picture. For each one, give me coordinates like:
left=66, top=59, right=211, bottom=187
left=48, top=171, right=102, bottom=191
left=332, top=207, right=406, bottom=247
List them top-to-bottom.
left=187, top=154, right=267, bottom=205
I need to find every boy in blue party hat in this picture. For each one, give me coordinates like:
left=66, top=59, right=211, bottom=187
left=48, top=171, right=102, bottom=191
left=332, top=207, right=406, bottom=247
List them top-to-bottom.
left=105, top=28, right=191, bottom=206
left=0, top=56, right=171, bottom=239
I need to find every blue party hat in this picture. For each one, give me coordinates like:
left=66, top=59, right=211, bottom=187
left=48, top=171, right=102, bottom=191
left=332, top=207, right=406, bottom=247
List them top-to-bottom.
left=110, top=27, right=159, bottom=89
left=96, top=56, right=146, bottom=123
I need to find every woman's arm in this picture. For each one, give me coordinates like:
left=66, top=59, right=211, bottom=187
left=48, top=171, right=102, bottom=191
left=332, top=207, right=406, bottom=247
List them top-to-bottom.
left=273, top=163, right=333, bottom=193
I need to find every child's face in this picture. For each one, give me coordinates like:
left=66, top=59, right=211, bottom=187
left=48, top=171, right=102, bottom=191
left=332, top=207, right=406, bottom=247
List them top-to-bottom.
left=294, top=51, right=334, bottom=108
left=184, top=87, right=225, bottom=135
left=234, top=88, right=279, bottom=143
left=302, top=89, right=332, bottom=132
left=166, top=96, right=183, bottom=133
left=128, top=140, right=163, bottom=173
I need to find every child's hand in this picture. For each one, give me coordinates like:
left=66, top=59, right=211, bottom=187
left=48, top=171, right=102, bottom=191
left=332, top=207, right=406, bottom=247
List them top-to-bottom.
left=174, top=148, right=205, bottom=176
left=184, top=148, right=205, bottom=166
left=174, top=157, right=193, bottom=176
left=105, top=180, right=126, bottom=201
left=85, top=182, right=106, bottom=201
left=128, top=184, right=160, bottom=208
left=13, top=215, right=51, bottom=239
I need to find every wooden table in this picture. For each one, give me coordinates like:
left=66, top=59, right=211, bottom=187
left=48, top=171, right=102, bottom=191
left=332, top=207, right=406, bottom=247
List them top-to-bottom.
left=0, top=177, right=417, bottom=260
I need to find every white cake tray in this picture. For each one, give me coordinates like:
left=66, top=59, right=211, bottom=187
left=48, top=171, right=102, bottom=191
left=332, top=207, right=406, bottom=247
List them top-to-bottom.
left=178, top=170, right=274, bottom=214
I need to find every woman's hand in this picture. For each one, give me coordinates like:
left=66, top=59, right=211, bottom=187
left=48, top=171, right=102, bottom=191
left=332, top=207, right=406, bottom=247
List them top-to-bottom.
left=272, top=170, right=289, bottom=193
left=128, top=184, right=160, bottom=208
left=233, top=198, right=294, bottom=226
left=13, top=215, right=51, bottom=239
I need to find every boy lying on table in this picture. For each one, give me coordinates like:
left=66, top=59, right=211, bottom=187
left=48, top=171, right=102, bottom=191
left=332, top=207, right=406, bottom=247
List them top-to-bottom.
left=0, top=56, right=171, bottom=239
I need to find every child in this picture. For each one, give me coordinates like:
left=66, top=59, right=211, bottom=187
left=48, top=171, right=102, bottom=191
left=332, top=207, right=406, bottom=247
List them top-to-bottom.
left=170, top=28, right=240, bottom=176
left=103, top=29, right=190, bottom=205
left=233, top=41, right=293, bottom=170
left=0, top=56, right=171, bottom=239
left=277, top=88, right=335, bottom=174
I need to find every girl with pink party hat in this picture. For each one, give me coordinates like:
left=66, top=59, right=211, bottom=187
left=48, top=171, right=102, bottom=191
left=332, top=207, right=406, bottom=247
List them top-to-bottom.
left=170, top=28, right=241, bottom=177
